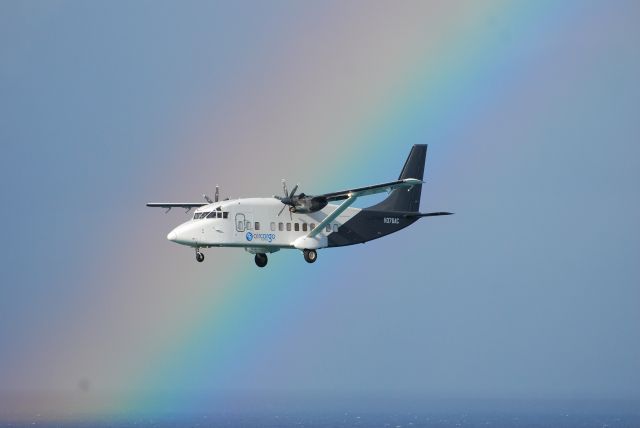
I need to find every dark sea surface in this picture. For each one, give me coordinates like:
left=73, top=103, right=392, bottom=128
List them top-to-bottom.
left=1, top=398, right=639, bottom=427
left=2, top=412, right=639, bottom=428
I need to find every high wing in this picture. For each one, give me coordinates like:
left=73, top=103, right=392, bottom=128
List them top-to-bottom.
left=306, top=178, right=422, bottom=238
left=318, top=178, right=422, bottom=202
left=146, top=202, right=207, bottom=212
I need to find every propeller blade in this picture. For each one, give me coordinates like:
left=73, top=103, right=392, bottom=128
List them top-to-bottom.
left=281, top=179, right=288, bottom=198
left=289, top=184, right=298, bottom=198
left=278, top=204, right=286, bottom=216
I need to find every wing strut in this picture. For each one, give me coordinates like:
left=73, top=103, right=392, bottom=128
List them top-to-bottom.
left=307, top=194, right=358, bottom=238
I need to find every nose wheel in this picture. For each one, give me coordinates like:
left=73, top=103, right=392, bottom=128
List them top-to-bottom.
left=303, top=249, right=317, bottom=263
left=196, top=250, right=204, bottom=263
left=255, top=253, right=268, bottom=268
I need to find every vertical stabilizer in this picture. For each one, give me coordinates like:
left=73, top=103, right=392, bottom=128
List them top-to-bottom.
left=367, top=144, right=427, bottom=212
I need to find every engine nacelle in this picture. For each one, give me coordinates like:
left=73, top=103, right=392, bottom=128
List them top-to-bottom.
left=291, top=196, right=328, bottom=214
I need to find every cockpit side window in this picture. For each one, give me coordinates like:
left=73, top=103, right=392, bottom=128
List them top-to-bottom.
left=207, top=211, right=216, bottom=219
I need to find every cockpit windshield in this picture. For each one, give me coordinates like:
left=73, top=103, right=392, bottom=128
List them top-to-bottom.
left=193, top=212, right=210, bottom=219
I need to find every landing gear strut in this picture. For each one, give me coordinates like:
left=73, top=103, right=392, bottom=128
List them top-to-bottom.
left=303, top=249, right=317, bottom=263
left=196, top=250, right=204, bottom=263
left=255, top=253, right=268, bottom=268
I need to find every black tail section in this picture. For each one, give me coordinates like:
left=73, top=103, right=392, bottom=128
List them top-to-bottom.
left=368, top=144, right=427, bottom=212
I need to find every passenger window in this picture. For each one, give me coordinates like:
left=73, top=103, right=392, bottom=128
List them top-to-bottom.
left=223, top=212, right=228, bottom=219
left=246, top=221, right=253, bottom=230
left=255, top=222, right=260, bottom=231
left=270, top=222, right=276, bottom=231
left=278, top=222, right=284, bottom=231
left=286, top=223, right=291, bottom=231
left=294, top=223, right=299, bottom=231
left=302, top=223, right=308, bottom=232
left=310, top=223, right=316, bottom=230
left=325, top=224, right=331, bottom=232
left=333, top=224, right=339, bottom=232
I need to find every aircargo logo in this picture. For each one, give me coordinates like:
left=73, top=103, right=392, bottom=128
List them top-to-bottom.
left=246, top=231, right=276, bottom=243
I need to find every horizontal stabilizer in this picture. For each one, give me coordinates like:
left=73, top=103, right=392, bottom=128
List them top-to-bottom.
left=405, top=211, right=454, bottom=218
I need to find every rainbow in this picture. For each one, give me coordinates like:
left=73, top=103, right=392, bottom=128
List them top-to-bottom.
left=4, top=0, right=584, bottom=420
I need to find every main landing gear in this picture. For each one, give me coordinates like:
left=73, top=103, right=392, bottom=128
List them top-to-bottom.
left=303, top=249, right=317, bottom=263
left=195, top=250, right=204, bottom=263
left=255, top=253, right=268, bottom=268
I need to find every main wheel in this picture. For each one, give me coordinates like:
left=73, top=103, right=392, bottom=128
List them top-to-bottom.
left=303, top=249, right=317, bottom=263
left=196, top=252, right=205, bottom=263
left=254, top=253, right=268, bottom=268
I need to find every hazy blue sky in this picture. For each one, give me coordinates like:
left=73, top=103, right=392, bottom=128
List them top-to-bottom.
left=0, top=0, right=639, bottom=420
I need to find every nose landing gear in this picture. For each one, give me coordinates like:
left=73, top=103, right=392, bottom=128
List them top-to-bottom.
left=303, top=249, right=317, bottom=263
left=196, top=250, right=204, bottom=263
left=254, top=253, right=268, bottom=268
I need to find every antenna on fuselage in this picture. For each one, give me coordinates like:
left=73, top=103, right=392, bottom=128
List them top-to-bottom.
left=215, top=185, right=220, bottom=202
left=203, top=194, right=213, bottom=204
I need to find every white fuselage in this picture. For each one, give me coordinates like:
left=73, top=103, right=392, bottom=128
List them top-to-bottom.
left=167, top=198, right=360, bottom=253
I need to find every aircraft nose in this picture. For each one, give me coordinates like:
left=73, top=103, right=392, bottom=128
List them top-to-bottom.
left=167, top=224, right=194, bottom=246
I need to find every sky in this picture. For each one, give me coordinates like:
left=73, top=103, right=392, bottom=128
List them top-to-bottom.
left=0, top=0, right=639, bottom=422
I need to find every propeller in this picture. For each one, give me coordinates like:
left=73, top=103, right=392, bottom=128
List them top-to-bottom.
left=275, top=179, right=300, bottom=219
left=274, top=180, right=328, bottom=215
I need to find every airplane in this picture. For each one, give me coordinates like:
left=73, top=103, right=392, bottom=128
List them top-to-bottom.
left=147, top=145, right=452, bottom=267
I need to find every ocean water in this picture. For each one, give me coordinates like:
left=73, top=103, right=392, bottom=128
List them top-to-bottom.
left=1, top=397, right=638, bottom=427
left=2, top=411, right=639, bottom=428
